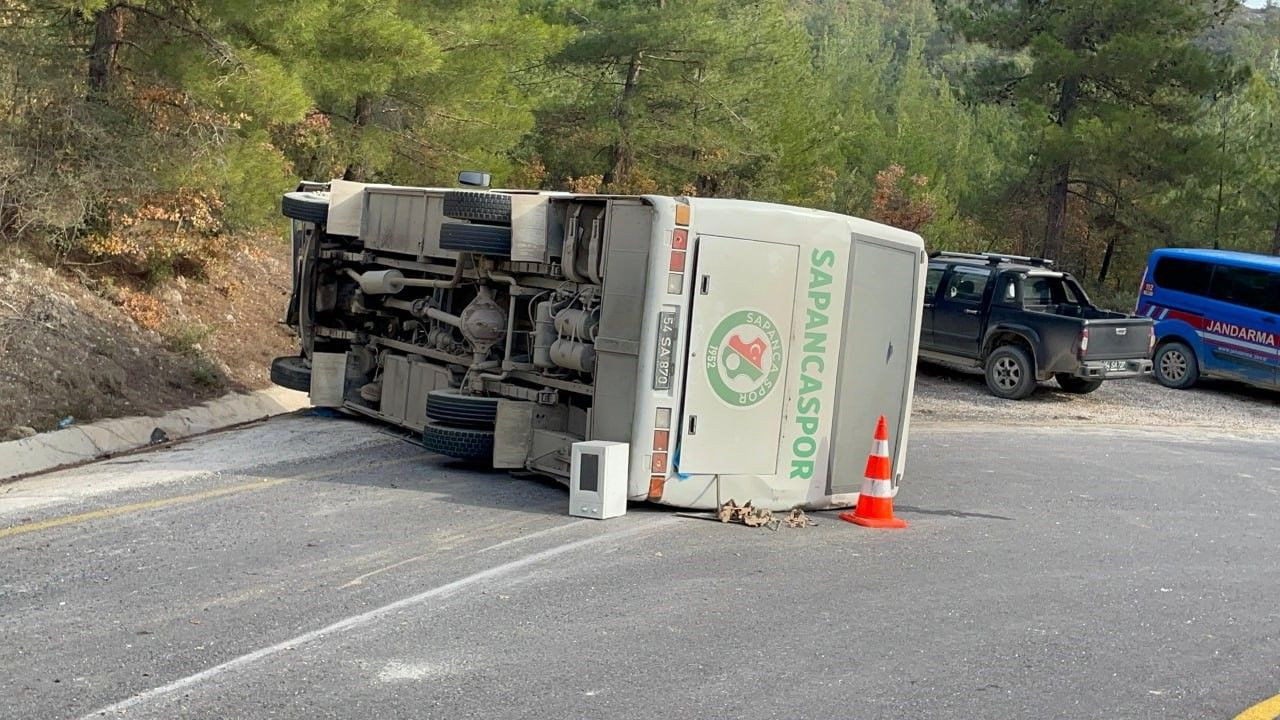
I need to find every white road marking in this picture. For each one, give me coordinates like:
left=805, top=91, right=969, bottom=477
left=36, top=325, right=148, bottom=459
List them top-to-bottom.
left=79, top=517, right=675, bottom=718
left=475, top=519, right=591, bottom=554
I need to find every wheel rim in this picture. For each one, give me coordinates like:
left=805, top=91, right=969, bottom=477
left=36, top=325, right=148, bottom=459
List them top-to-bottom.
left=1160, top=349, right=1187, bottom=382
left=993, top=356, right=1021, bottom=389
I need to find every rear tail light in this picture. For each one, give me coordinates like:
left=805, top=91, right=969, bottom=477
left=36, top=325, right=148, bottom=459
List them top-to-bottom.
left=1148, top=326, right=1156, bottom=356
left=1078, top=327, right=1090, bottom=360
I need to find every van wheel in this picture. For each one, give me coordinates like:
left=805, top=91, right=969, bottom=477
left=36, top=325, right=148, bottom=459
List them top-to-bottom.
left=1154, top=341, right=1199, bottom=389
left=984, top=345, right=1036, bottom=400
left=1055, top=374, right=1103, bottom=394
left=422, top=422, right=494, bottom=465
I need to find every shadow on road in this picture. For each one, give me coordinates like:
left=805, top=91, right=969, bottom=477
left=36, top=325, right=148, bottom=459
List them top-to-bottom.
left=894, top=504, right=1014, bottom=521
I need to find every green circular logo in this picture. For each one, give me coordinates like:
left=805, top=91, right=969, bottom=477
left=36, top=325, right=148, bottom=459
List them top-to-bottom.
left=705, top=310, right=784, bottom=408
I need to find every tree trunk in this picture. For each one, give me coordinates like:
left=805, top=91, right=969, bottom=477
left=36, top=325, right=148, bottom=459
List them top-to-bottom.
left=88, top=5, right=126, bottom=100
left=603, top=52, right=643, bottom=189
left=1042, top=77, right=1078, bottom=262
left=342, top=95, right=375, bottom=182
left=1212, top=117, right=1229, bottom=250
left=1043, top=162, right=1070, bottom=261
left=1272, top=205, right=1280, bottom=256
left=1097, top=237, right=1117, bottom=285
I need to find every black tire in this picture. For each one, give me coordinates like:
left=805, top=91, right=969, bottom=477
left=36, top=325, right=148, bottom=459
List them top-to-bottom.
left=281, top=191, right=329, bottom=225
left=443, top=191, right=511, bottom=225
left=439, top=222, right=512, bottom=256
left=1153, top=341, right=1199, bottom=389
left=984, top=345, right=1037, bottom=400
left=270, top=356, right=311, bottom=392
left=1055, top=374, right=1104, bottom=395
left=426, top=389, right=500, bottom=428
left=422, top=422, right=494, bottom=464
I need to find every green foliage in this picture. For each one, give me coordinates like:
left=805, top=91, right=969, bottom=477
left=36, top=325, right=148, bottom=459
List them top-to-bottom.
left=0, top=0, right=1276, bottom=290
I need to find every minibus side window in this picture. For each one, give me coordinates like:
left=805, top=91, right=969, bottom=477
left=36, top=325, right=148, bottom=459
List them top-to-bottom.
left=1153, top=257, right=1212, bottom=296
left=1208, top=265, right=1278, bottom=313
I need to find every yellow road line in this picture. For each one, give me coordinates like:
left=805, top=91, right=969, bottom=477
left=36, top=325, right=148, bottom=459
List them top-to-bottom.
left=0, top=456, right=417, bottom=540
left=1236, top=694, right=1280, bottom=720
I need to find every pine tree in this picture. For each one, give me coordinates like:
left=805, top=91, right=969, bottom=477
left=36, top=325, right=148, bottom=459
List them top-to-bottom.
left=936, top=0, right=1242, bottom=262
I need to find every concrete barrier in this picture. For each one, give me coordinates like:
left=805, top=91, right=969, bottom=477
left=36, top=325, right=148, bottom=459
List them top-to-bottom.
left=0, top=387, right=310, bottom=481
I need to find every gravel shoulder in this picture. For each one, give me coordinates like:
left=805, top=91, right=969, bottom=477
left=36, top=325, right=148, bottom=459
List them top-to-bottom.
left=912, top=360, right=1280, bottom=435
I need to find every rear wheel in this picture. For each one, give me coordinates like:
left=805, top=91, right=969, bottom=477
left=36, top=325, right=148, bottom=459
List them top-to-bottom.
left=281, top=191, right=329, bottom=225
left=442, top=191, right=511, bottom=225
left=438, top=222, right=512, bottom=256
left=1153, top=341, right=1199, bottom=389
left=984, top=345, right=1036, bottom=400
left=269, top=356, right=311, bottom=392
left=1055, top=374, right=1103, bottom=395
left=425, top=389, right=499, bottom=428
left=422, top=422, right=494, bottom=464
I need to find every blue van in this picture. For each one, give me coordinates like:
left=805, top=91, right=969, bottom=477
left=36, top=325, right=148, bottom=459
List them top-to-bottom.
left=1137, top=249, right=1279, bottom=390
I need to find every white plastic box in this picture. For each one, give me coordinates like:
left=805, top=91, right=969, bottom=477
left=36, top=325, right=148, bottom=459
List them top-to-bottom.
left=569, top=441, right=629, bottom=519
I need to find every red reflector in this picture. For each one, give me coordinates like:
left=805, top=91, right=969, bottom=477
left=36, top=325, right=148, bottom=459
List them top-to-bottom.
left=672, top=228, right=688, bottom=250
left=669, top=251, right=686, bottom=272
left=653, top=429, right=669, bottom=451
left=651, top=453, right=668, bottom=473
left=648, top=475, right=665, bottom=500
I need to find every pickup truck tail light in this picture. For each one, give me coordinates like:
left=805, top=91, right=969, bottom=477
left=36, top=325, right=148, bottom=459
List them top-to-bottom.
left=1148, top=326, right=1156, bottom=356
left=1077, top=327, right=1090, bottom=360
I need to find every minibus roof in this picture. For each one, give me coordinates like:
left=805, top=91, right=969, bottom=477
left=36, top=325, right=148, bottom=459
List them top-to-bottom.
left=1153, top=248, right=1280, bottom=272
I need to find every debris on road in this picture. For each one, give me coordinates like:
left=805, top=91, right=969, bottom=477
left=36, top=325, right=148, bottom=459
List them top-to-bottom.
left=716, top=500, right=778, bottom=530
left=785, top=509, right=816, bottom=528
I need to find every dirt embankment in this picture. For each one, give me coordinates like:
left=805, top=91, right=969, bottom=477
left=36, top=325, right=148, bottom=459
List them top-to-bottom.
left=0, top=242, right=296, bottom=437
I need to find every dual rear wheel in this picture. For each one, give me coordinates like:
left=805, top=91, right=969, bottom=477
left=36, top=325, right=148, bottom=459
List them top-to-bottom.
left=422, top=389, right=499, bottom=464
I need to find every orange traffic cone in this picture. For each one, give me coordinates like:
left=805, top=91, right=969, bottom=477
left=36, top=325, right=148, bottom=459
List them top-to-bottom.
left=839, top=415, right=907, bottom=529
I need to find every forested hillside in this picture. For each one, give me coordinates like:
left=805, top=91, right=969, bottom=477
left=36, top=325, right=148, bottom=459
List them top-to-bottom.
left=2, top=0, right=1279, bottom=301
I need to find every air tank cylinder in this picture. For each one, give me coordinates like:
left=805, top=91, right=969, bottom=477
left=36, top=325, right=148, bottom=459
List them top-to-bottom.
left=533, top=301, right=556, bottom=368
left=550, top=339, right=596, bottom=374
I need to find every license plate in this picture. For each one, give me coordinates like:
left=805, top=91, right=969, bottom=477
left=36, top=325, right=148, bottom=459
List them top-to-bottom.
left=652, top=309, right=679, bottom=391
left=1103, top=360, right=1128, bottom=372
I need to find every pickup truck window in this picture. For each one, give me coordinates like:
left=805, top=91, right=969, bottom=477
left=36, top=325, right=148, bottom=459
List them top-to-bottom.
left=925, top=267, right=945, bottom=300
left=943, top=267, right=990, bottom=303
left=1021, top=275, right=1086, bottom=307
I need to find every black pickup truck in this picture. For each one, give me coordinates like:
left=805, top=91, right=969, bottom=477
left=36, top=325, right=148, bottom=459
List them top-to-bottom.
left=920, top=252, right=1155, bottom=399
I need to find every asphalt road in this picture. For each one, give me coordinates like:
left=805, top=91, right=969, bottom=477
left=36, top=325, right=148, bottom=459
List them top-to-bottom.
left=1, top=414, right=1277, bottom=720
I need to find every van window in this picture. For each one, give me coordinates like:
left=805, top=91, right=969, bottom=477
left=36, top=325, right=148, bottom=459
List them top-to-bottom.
left=1154, top=257, right=1213, bottom=295
left=1209, top=265, right=1280, bottom=314
left=943, top=267, right=990, bottom=303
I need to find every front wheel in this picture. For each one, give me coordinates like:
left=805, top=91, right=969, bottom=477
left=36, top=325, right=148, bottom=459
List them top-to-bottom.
left=1153, top=341, right=1199, bottom=389
left=984, top=345, right=1037, bottom=400
left=1055, top=374, right=1103, bottom=395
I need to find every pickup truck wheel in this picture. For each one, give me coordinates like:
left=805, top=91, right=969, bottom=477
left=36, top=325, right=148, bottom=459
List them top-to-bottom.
left=281, top=191, right=329, bottom=225
left=442, top=191, right=511, bottom=225
left=438, top=222, right=512, bottom=256
left=1153, top=341, right=1199, bottom=389
left=984, top=345, right=1036, bottom=400
left=270, top=356, right=311, bottom=392
left=1055, top=374, right=1103, bottom=394
left=425, top=389, right=499, bottom=428
left=422, top=422, right=494, bottom=465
